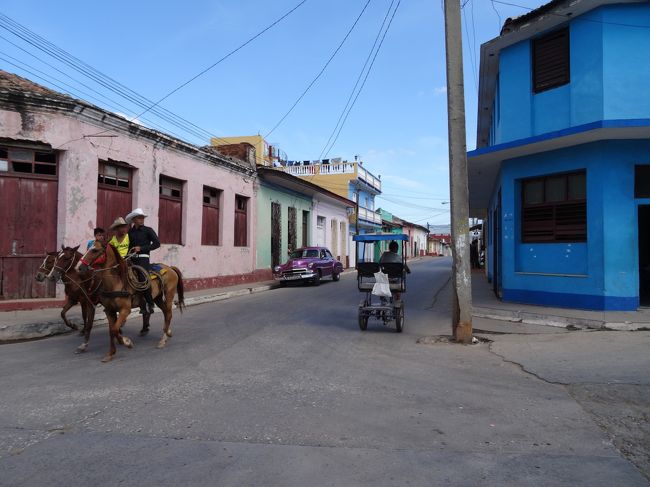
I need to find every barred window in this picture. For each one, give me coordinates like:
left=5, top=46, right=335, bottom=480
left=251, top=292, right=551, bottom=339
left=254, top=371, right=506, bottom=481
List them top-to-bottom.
left=522, top=171, right=586, bottom=243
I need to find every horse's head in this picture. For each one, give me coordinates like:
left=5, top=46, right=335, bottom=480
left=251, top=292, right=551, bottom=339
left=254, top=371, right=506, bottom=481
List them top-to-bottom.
left=78, top=240, right=106, bottom=275
left=48, top=245, right=80, bottom=281
left=35, top=252, right=57, bottom=282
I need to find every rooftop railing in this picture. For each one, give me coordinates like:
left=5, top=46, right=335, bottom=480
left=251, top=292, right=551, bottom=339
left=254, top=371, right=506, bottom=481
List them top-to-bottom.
left=277, top=161, right=381, bottom=192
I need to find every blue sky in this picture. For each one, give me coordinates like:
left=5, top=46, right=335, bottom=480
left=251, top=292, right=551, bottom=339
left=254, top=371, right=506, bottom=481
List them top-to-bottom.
left=1, top=0, right=544, bottom=225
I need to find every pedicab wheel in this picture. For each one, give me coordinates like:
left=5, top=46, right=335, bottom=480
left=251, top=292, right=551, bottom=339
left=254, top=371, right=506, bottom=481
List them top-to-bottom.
left=395, top=303, right=404, bottom=333
left=358, top=308, right=368, bottom=331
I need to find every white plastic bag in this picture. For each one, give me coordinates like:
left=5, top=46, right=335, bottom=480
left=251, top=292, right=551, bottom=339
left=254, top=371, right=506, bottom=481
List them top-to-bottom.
left=372, top=270, right=392, bottom=298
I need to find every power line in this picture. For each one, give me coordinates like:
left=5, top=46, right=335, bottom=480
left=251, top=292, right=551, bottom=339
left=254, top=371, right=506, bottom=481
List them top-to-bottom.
left=136, top=0, right=310, bottom=122
left=265, top=0, right=372, bottom=138
left=317, top=0, right=396, bottom=160
left=321, top=0, right=402, bottom=159
left=0, top=13, right=275, bottom=166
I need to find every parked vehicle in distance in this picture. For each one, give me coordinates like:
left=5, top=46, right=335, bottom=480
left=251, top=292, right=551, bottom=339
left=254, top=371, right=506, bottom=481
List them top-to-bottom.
left=274, top=247, right=343, bottom=286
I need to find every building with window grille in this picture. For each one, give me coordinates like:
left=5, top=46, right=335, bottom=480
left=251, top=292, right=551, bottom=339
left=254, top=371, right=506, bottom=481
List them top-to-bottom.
left=467, top=0, right=650, bottom=310
left=0, top=70, right=261, bottom=307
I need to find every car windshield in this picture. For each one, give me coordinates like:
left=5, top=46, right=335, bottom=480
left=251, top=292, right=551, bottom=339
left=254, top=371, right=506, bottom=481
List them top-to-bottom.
left=289, top=249, right=319, bottom=259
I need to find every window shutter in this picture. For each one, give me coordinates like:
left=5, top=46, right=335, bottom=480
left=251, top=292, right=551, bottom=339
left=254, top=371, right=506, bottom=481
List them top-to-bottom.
left=533, top=28, right=570, bottom=93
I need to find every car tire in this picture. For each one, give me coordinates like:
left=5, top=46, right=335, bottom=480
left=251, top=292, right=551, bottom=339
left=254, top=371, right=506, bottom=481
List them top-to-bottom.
left=312, top=271, right=321, bottom=286
left=332, top=271, right=340, bottom=282
left=279, top=281, right=287, bottom=287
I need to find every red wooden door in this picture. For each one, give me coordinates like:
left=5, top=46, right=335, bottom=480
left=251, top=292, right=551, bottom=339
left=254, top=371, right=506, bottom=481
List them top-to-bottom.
left=0, top=176, right=57, bottom=299
left=97, top=187, right=132, bottom=231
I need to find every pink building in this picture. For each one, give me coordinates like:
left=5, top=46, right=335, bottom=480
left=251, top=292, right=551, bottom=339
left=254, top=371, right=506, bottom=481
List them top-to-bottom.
left=0, top=71, right=261, bottom=309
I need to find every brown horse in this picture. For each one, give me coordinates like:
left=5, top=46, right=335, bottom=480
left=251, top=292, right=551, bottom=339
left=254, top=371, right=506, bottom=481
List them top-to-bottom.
left=78, top=240, right=185, bottom=362
left=46, top=246, right=102, bottom=353
left=36, top=248, right=96, bottom=337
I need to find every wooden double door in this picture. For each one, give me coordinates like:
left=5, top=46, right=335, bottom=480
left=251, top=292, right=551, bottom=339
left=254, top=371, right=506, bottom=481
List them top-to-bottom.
left=0, top=174, right=57, bottom=299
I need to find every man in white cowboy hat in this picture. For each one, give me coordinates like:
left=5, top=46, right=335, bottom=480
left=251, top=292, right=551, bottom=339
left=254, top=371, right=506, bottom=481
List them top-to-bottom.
left=126, top=208, right=160, bottom=315
left=108, top=217, right=130, bottom=258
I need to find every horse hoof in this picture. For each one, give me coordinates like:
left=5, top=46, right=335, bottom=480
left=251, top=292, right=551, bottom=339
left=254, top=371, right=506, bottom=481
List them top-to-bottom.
left=69, top=324, right=79, bottom=331
left=139, top=328, right=149, bottom=337
left=165, top=330, right=173, bottom=338
left=122, top=337, right=134, bottom=348
left=156, top=340, right=167, bottom=349
left=75, top=344, right=88, bottom=354
left=101, top=354, right=113, bottom=363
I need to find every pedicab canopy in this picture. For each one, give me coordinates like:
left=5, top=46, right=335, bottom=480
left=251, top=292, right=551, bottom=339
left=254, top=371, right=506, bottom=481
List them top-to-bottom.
left=353, top=233, right=409, bottom=242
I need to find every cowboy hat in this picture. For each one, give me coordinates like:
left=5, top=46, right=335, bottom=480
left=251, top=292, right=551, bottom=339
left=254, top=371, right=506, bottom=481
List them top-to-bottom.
left=125, top=208, right=148, bottom=223
left=109, top=217, right=128, bottom=230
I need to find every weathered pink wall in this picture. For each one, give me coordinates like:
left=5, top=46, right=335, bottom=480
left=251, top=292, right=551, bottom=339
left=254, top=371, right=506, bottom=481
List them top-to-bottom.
left=0, top=108, right=257, bottom=293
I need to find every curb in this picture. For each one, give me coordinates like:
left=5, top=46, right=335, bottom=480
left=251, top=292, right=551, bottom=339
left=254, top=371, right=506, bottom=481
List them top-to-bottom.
left=0, top=282, right=281, bottom=342
left=472, top=306, right=650, bottom=331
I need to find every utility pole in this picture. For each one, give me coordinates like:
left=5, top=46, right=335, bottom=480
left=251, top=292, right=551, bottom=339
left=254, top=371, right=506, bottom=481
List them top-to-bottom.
left=443, top=0, right=473, bottom=343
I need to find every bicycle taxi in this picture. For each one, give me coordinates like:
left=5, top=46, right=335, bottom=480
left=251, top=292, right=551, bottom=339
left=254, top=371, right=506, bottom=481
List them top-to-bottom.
left=353, top=233, right=409, bottom=332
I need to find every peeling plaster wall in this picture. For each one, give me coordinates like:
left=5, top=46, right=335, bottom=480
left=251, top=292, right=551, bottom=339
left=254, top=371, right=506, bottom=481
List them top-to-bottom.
left=0, top=108, right=257, bottom=287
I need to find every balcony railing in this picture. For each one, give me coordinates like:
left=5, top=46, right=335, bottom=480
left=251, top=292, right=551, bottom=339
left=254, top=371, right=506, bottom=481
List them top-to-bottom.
left=276, top=161, right=381, bottom=192
left=357, top=166, right=381, bottom=192
left=357, top=206, right=382, bottom=225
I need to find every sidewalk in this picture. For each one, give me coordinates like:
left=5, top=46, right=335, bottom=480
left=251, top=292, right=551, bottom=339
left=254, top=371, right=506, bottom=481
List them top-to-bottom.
left=472, top=270, right=650, bottom=331
left=0, top=280, right=281, bottom=342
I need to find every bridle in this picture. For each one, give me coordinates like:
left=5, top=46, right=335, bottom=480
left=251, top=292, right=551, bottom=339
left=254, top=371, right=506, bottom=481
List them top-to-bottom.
left=79, top=244, right=106, bottom=269
left=47, top=249, right=77, bottom=280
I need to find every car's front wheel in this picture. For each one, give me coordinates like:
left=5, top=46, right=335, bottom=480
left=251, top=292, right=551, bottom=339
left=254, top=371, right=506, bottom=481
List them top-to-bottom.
left=332, top=270, right=340, bottom=282
left=312, top=271, right=321, bottom=286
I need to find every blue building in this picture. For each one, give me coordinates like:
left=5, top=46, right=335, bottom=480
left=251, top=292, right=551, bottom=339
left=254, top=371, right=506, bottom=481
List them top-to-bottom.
left=468, top=0, right=650, bottom=311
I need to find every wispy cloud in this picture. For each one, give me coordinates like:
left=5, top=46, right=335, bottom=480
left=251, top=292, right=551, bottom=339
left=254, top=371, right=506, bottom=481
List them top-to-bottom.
left=433, top=86, right=447, bottom=95
left=381, top=174, right=429, bottom=191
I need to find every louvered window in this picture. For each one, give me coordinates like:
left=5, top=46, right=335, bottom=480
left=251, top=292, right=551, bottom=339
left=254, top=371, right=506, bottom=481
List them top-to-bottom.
left=532, top=27, right=570, bottom=93
left=522, top=171, right=586, bottom=243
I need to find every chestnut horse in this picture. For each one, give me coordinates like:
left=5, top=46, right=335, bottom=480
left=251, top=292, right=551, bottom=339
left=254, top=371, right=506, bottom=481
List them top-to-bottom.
left=79, top=240, right=185, bottom=362
left=46, top=246, right=102, bottom=353
left=36, top=247, right=97, bottom=339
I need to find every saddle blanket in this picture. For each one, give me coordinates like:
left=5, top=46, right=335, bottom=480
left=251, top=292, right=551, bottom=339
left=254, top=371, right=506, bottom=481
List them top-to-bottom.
left=150, top=264, right=168, bottom=280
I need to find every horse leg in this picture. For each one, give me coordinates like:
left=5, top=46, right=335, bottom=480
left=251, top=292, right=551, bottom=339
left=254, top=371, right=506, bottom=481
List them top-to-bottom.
left=156, top=283, right=175, bottom=349
left=61, top=296, right=79, bottom=331
left=76, top=302, right=95, bottom=354
left=115, top=307, right=134, bottom=350
left=102, top=310, right=118, bottom=363
left=140, top=312, right=151, bottom=336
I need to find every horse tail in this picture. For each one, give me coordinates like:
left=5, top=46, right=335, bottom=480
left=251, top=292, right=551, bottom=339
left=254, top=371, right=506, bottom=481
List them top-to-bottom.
left=172, top=266, right=185, bottom=312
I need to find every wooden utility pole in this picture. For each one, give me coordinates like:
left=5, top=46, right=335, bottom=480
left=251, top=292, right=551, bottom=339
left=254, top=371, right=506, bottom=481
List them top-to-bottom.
left=443, top=0, right=473, bottom=343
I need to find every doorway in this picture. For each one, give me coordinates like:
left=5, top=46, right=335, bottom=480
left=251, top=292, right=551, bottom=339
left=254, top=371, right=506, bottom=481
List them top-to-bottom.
left=271, top=202, right=281, bottom=268
left=638, top=205, right=650, bottom=306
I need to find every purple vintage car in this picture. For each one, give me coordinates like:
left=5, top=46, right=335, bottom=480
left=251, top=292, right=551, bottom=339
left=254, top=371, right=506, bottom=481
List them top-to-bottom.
left=274, top=247, right=344, bottom=286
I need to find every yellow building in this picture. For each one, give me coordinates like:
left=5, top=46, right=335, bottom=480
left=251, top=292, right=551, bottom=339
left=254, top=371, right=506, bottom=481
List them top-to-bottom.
left=210, top=135, right=286, bottom=167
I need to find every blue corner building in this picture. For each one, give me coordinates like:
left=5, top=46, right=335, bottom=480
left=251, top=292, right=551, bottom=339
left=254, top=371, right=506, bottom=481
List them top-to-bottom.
left=468, top=0, right=650, bottom=311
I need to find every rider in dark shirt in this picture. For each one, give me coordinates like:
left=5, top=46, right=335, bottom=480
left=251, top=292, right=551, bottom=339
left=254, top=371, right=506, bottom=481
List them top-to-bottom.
left=126, top=208, right=160, bottom=314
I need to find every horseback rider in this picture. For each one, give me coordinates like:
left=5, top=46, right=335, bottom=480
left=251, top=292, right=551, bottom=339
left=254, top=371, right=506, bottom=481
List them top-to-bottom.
left=125, top=208, right=160, bottom=315
left=108, top=217, right=130, bottom=258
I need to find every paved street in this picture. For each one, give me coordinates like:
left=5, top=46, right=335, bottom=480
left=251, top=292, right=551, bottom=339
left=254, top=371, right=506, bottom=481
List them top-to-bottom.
left=1, top=257, right=648, bottom=486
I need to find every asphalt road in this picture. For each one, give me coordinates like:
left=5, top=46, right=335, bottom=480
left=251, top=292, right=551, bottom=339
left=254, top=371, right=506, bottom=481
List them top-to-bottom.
left=0, top=257, right=647, bottom=486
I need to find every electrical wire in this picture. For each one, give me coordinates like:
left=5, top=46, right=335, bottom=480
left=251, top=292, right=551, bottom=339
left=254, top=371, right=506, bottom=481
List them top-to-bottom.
left=135, top=0, right=310, bottom=121
left=265, top=0, right=372, bottom=138
left=317, top=0, right=396, bottom=161
left=321, top=0, right=401, bottom=159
